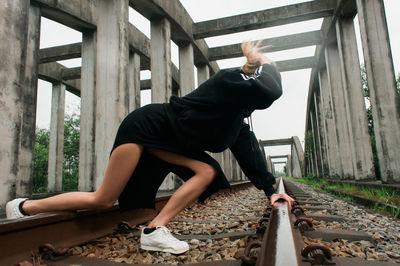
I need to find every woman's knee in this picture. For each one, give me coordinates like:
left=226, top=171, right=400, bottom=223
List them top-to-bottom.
left=198, top=164, right=218, bottom=184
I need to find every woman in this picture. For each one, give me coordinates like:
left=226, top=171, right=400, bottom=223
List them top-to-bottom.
left=6, top=41, right=294, bottom=254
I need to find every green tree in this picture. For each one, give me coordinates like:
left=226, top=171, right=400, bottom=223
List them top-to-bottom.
left=33, top=113, right=80, bottom=193
left=62, top=113, right=80, bottom=191
left=33, top=128, right=49, bottom=193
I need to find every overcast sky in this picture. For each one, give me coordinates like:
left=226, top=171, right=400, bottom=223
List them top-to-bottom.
left=36, top=0, right=400, bottom=170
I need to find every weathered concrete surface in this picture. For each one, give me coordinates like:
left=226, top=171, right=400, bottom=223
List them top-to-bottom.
left=0, top=0, right=30, bottom=207
left=32, top=0, right=97, bottom=31
left=94, top=0, right=130, bottom=189
left=130, top=0, right=219, bottom=73
left=193, top=0, right=336, bottom=39
left=356, top=0, right=400, bottom=182
left=16, top=5, right=41, bottom=198
left=150, top=17, right=172, bottom=104
left=335, top=17, right=375, bottom=180
left=78, top=32, right=96, bottom=192
left=39, top=42, right=81, bottom=64
left=179, top=43, right=195, bottom=96
left=129, top=52, right=141, bottom=111
left=38, top=62, right=81, bottom=96
left=197, top=64, right=209, bottom=86
left=318, top=68, right=341, bottom=179
left=48, top=83, right=65, bottom=192
left=314, top=92, right=329, bottom=177
left=310, top=110, right=320, bottom=176
left=292, top=136, right=304, bottom=177
left=260, top=138, right=292, bottom=147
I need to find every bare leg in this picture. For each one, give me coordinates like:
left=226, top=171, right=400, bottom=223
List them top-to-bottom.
left=23, top=144, right=143, bottom=215
left=146, top=148, right=217, bottom=228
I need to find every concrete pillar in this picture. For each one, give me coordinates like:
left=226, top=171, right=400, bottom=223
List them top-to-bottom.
left=0, top=0, right=30, bottom=206
left=95, top=0, right=130, bottom=189
left=356, top=0, right=400, bottom=182
left=16, top=5, right=41, bottom=197
left=336, top=17, right=375, bottom=180
left=151, top=18, right=172, bottom=103
left=79, top=31, right=96, bottom=192
left=179, top=42, right=195, bottom=96
left=325, top=43, right=355, bottom=179
left=129, top=52, right=141, bottom=111
left=197, top=64, right=210, bottom=85
left=318, top=68, right=341, bottom=179
left=48, top=83, right=65, bottom=192
left=314, top=91, right=330, bottom=177
left=310, top=110, right=320, bottom=177
left=292, top=136, right=305, bottom=177
left=291, top=145, right=302, bottom=178
left=223, top=150, right=233, bottom=181
left=266, top=155, right=273, bottom=174
left=231, top=156, right=238, bottom=181
left=287, top=156, right=292, bottom=177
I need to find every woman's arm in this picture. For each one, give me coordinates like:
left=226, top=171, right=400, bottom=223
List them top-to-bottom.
left=229, top=123, right=276, bottom=197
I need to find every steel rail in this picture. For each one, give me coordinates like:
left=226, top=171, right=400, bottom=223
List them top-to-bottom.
left=256, top=177, right=309, bottom=266
left=0, top=181, right=251, bottom=265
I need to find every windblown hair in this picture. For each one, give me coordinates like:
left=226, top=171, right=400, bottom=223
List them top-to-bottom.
left=241, top=40, right=275, bottom=68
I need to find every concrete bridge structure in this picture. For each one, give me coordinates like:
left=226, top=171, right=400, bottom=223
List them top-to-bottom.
left=1, top=0, right=399, bottom=209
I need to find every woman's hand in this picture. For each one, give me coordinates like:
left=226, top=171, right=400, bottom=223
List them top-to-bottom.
left=241, top=41, right=274, bottom=75
left=270, top=193, right=295, bottom=210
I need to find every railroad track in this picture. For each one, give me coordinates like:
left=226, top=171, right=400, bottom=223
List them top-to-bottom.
left=1, top=179, right=399, bottom=265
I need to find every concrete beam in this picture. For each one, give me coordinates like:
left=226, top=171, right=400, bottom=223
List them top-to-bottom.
left=32, top=0, right=96, bottom=32
left=193, top=0, right=336, bottom=39
left=209, top=31, right=323, bottom=61
left=39, top=43, right=81, bottom=64
left=224, top=57, right=316, bottom=73
left=276, top=57, right=316, bottom=72
left=38, top=62, right=81, bottom=96
left=260, top=138, right=293, bottom=147
left=270, top=155, right=289, bottom=159
left=273, top=162, right=287, bottom=165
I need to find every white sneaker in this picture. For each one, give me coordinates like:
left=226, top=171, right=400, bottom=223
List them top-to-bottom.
left=6, top=198, right=28, bottom=219
left=140, top=226, right=189, bottom=254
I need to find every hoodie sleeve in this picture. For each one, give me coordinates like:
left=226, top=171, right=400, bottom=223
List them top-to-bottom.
left=216, top=64, right=283, bottom=109
left=229, top=123, right=276, bottom=197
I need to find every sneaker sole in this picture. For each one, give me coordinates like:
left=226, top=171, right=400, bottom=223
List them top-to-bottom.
left=140, top=245, right=189, bottom=254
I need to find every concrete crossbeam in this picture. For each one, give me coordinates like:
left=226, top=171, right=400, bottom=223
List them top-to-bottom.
left=32, top=0, right=96, bottom=31
left=193, top=0, right=336, bottom=39
left=209, top=31, right=323, bottom=61
left=39, top=43, right=81, bottom=64
left=223, top=57, right=316, bottom=73
left=38, top=62, right=81, bottom=96
left=260, top=138, right=293, bottom=147
left=270, top=155, right=289, bottom=160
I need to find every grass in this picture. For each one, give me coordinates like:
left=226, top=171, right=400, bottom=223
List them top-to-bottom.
left=288, top=176, right=400, bottom=218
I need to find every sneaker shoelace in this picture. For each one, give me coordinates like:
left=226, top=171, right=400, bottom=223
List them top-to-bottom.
left=157, top=227, right=182, bottom=243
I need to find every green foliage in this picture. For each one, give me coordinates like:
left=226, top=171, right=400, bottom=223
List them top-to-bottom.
left=33, top=113, right=80, bottom=193
left=62, top=113, right=80, bottom=191
left=33, top=128, right=49, bottom=193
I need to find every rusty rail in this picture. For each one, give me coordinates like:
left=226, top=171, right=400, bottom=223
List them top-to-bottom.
left=256, top=177, right=309, bottom=266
